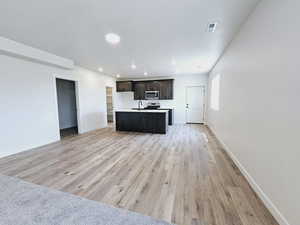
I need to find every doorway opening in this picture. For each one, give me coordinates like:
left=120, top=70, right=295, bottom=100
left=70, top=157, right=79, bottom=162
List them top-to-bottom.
left=56, top=78, right=78, bottom=138
left=186, top=86, right=205, bottom=124
left=106, top=87, right=114, bottom=126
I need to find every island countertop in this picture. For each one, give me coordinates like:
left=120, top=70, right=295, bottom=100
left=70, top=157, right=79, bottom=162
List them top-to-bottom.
left=115, top=109, right=169, bottom=113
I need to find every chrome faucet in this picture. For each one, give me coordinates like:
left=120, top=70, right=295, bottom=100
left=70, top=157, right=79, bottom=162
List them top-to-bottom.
left=138, top=100, right=143, bottom=110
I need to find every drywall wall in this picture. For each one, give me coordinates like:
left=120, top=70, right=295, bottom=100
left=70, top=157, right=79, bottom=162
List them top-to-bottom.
left=207, top=1, right=299, bottom=225
left=0, top=54, right=115, bottom=158
left=0, top=54, right=63, bottom=157
left=71, top=67, right=116, bottom=133
left=115, top=74, right=208, bottom=124
left=56, top=79, right=78, bottom=129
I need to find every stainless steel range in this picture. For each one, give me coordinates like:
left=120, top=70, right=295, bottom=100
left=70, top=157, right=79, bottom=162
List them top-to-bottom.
left=145, top=102, right=160, bottom=109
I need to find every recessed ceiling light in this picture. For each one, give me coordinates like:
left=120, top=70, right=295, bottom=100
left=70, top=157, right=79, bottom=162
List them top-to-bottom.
left=105, top=33, right=121, bottom=45
left=131, top=63, right=136, bottom=70
left=98, top=67, right=103, bottom=72
left=144, top=72, right=148, bottom=76
left=116, top=74, right=120, bottom=78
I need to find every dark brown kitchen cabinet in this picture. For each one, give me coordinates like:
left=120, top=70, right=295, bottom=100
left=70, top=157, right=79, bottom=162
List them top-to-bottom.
left=117, top=79, right=173, bottom=100
left=159, top=79, right=173, bottom=99
left=146, top=80, right=161, bottom=91
left=116, top=81, right=133, bottom=92
left=133, top=81, right=146, bottom=100
left=116, top=111, right=168, bottom=134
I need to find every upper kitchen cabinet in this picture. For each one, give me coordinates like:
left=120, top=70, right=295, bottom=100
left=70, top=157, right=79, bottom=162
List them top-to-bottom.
left=116, top=79, right=173, bottom=100
left=133, top=79, right=174, bottom=100
left=159, top=79, right=174, bottom=100
left=146, top=80, right=161, bottom=91
left=116, top=81, right=133, bottom=92
left=133, top=81, right=147, bottom=100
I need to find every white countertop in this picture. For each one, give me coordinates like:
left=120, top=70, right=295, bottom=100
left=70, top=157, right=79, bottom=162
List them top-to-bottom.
left=115, top=109, right=169, bottom=113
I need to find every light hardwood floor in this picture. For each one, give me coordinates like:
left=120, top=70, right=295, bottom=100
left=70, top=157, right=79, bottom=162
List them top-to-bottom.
left=0, top=125, right=278, bottom=225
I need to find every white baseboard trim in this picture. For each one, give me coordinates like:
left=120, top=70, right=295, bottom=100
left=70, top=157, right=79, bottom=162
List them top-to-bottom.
left=207, top=124, right=290, bottom=225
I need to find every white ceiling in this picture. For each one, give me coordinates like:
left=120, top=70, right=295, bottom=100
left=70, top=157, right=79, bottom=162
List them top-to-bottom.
left=0, top=0, right=260, bottom=78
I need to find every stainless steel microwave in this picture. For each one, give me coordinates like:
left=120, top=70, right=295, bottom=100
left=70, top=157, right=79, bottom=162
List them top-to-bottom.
left=145, top=91, right=159, bottom=100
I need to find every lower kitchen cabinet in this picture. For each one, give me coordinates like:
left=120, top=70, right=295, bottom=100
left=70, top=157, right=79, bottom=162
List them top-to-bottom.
left=160, top=108, right=174, bottom=125
left=115, top=111, right=168, bottom=134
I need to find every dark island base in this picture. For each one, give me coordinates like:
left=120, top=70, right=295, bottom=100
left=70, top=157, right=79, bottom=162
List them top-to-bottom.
left=131, top=108, right=174, bottom=125
left=115, top=112, right=168, bottom=134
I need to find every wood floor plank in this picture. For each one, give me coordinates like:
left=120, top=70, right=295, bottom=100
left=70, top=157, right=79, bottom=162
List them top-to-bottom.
left=0, top=124, right=279, bottom=225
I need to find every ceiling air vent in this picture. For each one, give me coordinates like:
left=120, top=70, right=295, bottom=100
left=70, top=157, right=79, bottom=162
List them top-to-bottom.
left=207, top=22, right=218, bottom=33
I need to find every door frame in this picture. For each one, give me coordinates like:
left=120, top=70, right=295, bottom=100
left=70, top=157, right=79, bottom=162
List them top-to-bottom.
left=53, top=75, right=81, bottom=139
left=185, top=85, right=206, bottom=124
left=105, top=86, right=114, bottom=124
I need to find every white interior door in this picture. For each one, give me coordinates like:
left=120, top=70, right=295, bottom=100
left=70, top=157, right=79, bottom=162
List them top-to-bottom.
left=186, top=86, right=205, bottom=123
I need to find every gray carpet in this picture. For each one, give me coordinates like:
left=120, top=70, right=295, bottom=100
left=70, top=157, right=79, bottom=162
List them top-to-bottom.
left=0, top=174, right=173, bottom=225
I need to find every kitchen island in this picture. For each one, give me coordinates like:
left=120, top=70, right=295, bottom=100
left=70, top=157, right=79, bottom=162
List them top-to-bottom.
left=115, top=109, right=169, bottom=134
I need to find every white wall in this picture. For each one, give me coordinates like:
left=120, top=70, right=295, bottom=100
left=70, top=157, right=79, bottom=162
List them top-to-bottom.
left=207, top=1, right=299, bottom=225
left=0, top=54, right=115, bottom=158
left=55, top=67, right=116, bottom=134
left=115, top=74, right=208, bottom=124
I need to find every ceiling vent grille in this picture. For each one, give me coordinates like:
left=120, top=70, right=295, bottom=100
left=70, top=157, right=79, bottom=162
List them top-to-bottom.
left=207, top=22, right=218, bottom=32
